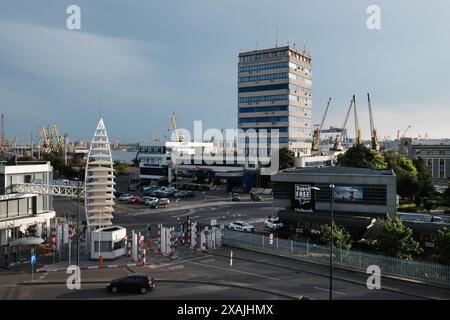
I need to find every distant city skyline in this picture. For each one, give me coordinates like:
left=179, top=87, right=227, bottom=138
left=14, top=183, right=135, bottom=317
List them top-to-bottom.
left=1, top=0, right=450, bottom=144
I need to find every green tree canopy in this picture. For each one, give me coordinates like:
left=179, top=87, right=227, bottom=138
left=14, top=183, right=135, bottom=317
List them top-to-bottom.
left=336, top=144, right=387, bottom=169
left=279, top=146, right=295, bottom=170
left=383, top=150, right=419, bottom=199
left=413, top=157, right=435, bottom=197
left=375, top=215, right=423, bottom=260
left=319, top=223, right=353, bottom=250
left=436, top=227, right=450, bottom=264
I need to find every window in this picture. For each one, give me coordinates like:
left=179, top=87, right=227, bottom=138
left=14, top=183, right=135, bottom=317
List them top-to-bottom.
left=239, top=62, right=288, bottom=73
left=239, top=73, right=289, bottom=83
left=238, top=83, right=289, bottom=93
left=239, top=94, right=289, bottom=103
left=239, top=116, right=289, bottom=123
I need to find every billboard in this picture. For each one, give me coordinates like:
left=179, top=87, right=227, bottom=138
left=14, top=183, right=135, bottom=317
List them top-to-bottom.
left=293, top=184, right=315, bottom=213
left=334, top=186, right=363, bottom=201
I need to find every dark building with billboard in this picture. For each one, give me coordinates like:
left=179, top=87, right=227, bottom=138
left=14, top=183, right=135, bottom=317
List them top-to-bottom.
left=271, top=167, right=397, bottom=241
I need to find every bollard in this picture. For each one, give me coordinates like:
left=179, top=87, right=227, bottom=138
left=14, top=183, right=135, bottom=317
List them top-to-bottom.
left=99, top=255, right=104, bottom=267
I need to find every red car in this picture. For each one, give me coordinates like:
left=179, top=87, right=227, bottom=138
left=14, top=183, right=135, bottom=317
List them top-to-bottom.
left=128, top=196, right=142, bottom=204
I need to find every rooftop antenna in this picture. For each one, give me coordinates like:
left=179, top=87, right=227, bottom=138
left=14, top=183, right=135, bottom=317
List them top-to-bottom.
left=275, top=27, right=279, bottom=48
left=254, top=42, right=259, bottom=50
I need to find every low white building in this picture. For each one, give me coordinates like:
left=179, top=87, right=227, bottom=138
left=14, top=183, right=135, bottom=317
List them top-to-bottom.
left=0, top=161, right=55, bottom=246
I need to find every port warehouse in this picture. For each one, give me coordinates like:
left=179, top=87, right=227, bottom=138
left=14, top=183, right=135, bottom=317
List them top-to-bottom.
left=271, top=167, right=448, bottom=249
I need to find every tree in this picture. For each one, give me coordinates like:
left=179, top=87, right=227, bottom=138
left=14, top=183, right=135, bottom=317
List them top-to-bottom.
left=336, top=144, right=387, bottom=169
left=279, top=147, right=295, bottom=170
left=384, top=150, right=419, bottom=199
left=413, top=157, right=435, bottom=197
left=113, top=161, right=129, bottom=176
left=423, top=198, right=433, bottom=212
left=375, top=215, right=423, bottom=260
left=319, top=223, right=352, bottom=250
left=435, top=227, right=450, bottom=264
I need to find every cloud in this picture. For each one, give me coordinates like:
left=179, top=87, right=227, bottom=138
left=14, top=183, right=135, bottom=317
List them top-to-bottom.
left=0, top=20, right=161, bottom=102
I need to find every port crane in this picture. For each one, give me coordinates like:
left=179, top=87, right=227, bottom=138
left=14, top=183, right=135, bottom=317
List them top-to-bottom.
left=367, top=93, right=379, bottom=150
left=353, top=95, right=362, bottom=145
left=312, top=97, right=332, bottom=152
left=332, top=98, right=354, bottom=151
left=169, top=113, right=184, bottom=142
left=38, top=124, right=64, bottom=153
left=396, top=125, right=412, bottom=140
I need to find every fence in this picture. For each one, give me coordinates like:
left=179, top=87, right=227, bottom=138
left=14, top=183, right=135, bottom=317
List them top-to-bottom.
left=222, top=230, right=450, bottom=289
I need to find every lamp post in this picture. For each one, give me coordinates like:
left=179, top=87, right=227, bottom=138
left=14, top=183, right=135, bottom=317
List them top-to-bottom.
left=329, top=183, right=335, bottom=300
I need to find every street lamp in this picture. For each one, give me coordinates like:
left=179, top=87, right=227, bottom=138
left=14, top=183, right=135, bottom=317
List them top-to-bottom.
left=329, top=183, right=335, bottom=301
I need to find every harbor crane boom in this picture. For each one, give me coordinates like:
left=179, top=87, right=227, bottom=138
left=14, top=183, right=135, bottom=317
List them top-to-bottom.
left=367, top=93, right=379, bottom=150
left=353, top=95, right=362, bottom=145
left=312, top=97, right=332, bottom=151
left=332, top=98, right=353, bottom=151
left=169, top=113, right=184, bottom=142
left=396, top=125, right=412, bottom=140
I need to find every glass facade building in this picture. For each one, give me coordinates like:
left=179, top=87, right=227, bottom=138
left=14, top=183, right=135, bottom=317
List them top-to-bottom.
left=238, top=46, right=313, bottom=155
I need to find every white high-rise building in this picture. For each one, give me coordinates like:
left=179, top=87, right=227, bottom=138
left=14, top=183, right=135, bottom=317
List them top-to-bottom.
left=84, top=118, right=115, bottom=228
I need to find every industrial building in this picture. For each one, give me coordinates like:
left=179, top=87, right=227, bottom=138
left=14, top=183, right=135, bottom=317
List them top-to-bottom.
left=238, top=46, right=313, bottom=156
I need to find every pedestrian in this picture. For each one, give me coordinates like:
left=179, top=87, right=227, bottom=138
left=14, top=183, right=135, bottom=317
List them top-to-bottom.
left=3, top=253, right=8, bottom=267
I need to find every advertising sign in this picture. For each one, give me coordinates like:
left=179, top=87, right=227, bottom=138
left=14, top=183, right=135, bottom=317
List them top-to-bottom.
left=293, top=184, right=315, bottom=213
left=334, top=186, right=363, bottom=201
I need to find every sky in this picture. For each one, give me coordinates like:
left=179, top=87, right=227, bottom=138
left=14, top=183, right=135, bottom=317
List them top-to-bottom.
left=0, top=0, right=449, bottom=144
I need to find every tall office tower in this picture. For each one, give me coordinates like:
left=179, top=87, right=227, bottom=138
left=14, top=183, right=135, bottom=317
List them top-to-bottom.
left=238, top=45, right=313, bottom=156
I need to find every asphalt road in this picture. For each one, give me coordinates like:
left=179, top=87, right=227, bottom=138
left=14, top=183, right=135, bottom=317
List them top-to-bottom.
left=3, top=245, right=449, bottom=300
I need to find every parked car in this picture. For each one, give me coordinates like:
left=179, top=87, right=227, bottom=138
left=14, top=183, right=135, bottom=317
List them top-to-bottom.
left=128, top=184, right=138, bottom=191
left=143, top=185, right=158, bottom=193
left=114, top=192, right=123, bottom=198
left=231, top=193, right=240, bottom=201
left=250, top=193, right=262, bottom=201
left=118, top=194, right=134, bottom=201
left=128, top=196, right=143, bottom=204
left=145, top=198, right=160, bottom=208
left=158, top=198, right=170, bottom=208
left=264, top=216, right=284, bottom=230
left=228, top=220, right=254, bottom=232
left=107, top=273, right=155, bottom=294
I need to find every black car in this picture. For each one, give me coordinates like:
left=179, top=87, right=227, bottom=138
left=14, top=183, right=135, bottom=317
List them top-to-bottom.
left=231, top=193, right=240, bottom=201
left=107, top=274, right=155, bottom=294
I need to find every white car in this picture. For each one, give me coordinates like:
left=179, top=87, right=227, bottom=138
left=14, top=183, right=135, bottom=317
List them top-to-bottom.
left=118, top=194, right=134, bottom=201
left=145, top=198, right=159, bottom=208
left=264, top=217, right=283, bottom=230
left=229, top=221, right=254, bottom=232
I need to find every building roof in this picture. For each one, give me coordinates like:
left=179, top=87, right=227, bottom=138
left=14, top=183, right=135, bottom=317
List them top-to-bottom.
left=412, top=139, right=450, bottom=146
left=279, top=166, right=395, bottom=176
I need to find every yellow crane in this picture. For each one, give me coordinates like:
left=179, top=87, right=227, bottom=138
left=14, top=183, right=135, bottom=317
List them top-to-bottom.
left=367, top=93, right=379, bottom=151
left=353, top=95, right=362, bottom=145
left=312, top=98, right=332, bottom=152
left=332, top=98, right=354, bottom=151
left=169, top=113, right=184, bottom=142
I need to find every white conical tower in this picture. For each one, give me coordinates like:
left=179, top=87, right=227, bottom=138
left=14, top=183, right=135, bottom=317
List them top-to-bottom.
left=84, top=118, right=115, bottom=228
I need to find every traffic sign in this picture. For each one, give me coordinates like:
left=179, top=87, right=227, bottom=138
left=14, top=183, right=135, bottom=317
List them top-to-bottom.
left=31, top=253, right=37, bottom=265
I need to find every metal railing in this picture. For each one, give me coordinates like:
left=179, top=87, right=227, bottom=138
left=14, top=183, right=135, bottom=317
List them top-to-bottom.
left=222, top=230, right=450, bottom=289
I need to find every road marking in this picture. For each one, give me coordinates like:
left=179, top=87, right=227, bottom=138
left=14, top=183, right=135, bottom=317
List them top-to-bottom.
left=148, top=255, right=212, bottom=270
left=190, top=262, right=280, bottom=281
left=108, top=265, right=118, bottom=268
left=88, top=266, right=98, bottom=269
left=313, top=286, right=347, bottom=296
